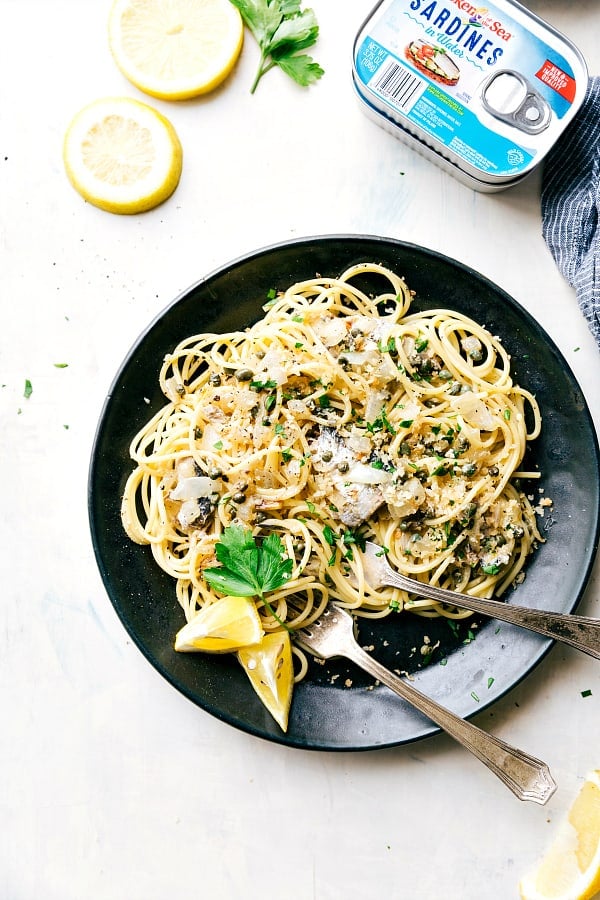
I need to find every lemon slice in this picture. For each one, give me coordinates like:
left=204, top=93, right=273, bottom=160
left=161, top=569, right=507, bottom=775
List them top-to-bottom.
left=108, top=0, right=244, bottom=100
left=63, top=97, right=183, bottom=214
left=174, top=596, right=264, bottom=653
left=238, top=631, right=294, bottom=732
left=519, top=770, right=600, bottom=900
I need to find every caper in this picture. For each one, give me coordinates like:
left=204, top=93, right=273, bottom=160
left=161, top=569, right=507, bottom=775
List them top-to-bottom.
left=469, top=348, right=483, bottom=362
left=235, top=367, right=254, bottom=382
left=438, top=368, right=452, bottom=381
left=209, top=373, right=222, bottom=386
left=448, top=382, right=462, bottom=395
left=321, top=450, right=333, bottom=462
left=337, top=460, right=349, bottom=473
left=462, top=463, right=477, bottom=476
left=488, top=465, right=499, bottom=476
left=207, top=468, right=222, bottom=480
left=233, top=492, right=247, bottom=504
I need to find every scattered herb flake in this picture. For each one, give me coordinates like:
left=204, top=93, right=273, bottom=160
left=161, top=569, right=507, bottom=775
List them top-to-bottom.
left=24, top=379, right=32, bottom=399
left=581, top=689, right=592, bottom=698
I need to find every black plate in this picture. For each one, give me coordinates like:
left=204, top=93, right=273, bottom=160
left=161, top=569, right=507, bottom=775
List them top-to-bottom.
left=89, top=235, right=600, bottom=750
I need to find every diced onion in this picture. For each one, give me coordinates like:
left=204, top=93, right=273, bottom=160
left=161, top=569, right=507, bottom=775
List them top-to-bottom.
left=164, top=376, right=183, bottom=402
left=364, top=390, right=388, bottom=424
left=450, top=394, right=495, bottom=430
left=347, top=463, right=392, bottom=485
left=170, top=476, right=218, bottom=501
left=386, top=477, right=425, bottom=517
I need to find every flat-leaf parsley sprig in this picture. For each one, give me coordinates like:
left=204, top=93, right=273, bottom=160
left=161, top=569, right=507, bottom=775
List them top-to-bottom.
left=229, top=0, right=324, bottom=93
left=203, top=525, right=293, bottom=623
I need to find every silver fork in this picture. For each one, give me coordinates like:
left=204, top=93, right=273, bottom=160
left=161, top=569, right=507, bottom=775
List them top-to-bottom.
left=361, top=541, right=600, bottom=660
left=291, top=602, right=556, bottom=804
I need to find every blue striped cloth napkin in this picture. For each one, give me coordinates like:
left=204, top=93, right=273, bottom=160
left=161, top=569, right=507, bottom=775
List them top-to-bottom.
left=541, top=76, right=600, bottom=347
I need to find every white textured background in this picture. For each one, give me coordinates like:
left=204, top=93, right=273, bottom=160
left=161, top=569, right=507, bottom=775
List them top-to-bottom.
left=1, top=2, right=599, bottom=898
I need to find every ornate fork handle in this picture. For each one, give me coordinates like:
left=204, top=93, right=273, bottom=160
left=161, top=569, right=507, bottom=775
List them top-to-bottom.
left=384, top=568, right=600, bottom=660
left=340, top=636, right=556, bottom=805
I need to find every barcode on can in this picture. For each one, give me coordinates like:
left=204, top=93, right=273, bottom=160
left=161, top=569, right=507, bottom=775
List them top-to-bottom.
left=371, top=59, right=427, bottom=112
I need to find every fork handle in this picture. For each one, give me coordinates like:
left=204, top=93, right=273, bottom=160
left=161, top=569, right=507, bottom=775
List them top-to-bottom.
left=385, top=571, right=600, bottom=660
left=343, top=642, right=556, bottom=804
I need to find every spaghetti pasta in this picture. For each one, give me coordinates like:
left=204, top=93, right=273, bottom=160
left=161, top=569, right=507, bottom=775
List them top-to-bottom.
left=121, top=262, right=543, bottom=659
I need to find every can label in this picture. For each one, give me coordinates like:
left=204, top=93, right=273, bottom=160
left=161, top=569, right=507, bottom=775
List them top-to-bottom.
left=354, top=0, right=585, bottom=178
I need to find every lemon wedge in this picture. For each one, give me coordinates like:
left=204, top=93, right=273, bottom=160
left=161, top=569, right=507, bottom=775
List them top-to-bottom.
left=108, top=0, right=244, bottom=100
left=63, top=97, right=183, bottom=214
left=174, top=596, right=264, bottom=653
left=238, top=631, right=294, bottom=732
left=520, top=770, right=600, bottom=900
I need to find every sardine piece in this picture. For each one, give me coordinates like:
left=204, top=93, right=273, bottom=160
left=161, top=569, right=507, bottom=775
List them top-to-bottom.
left=309, top=427, right=385, bottom=526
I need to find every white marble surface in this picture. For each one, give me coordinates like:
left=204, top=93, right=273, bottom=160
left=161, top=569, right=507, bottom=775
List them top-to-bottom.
left=1, top=1, right=599, bottom=898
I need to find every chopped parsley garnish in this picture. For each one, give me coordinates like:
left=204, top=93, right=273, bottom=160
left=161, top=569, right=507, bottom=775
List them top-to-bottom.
left=250, top=378, right=278, bottom=391
left=24, top=379, right=32, bottom=399
left=323, top=525, right=336, bottom=546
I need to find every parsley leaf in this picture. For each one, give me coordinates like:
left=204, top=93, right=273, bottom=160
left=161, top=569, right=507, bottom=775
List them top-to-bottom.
left=230, top=0, right=324, bottom=93
left=203, top=525, right=292, bottom=598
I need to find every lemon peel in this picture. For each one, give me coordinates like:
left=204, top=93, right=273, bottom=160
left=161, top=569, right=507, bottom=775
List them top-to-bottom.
left=108, top=0, right=244, bottom=100
left=63, top=96, right=183, bottom=214
left=174, top=596, right=264, bottom=653
left=238, top=631, right=294, bottom=732
left=520, top=770, right=600, bottom=900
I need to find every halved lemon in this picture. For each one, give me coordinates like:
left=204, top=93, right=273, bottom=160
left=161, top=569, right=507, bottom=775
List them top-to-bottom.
left=108, top=0, right=244, bottom=100
left=63, top=97, right=183, bottom=214
left=174, top=595, right=264, bottom=653
left=238, top=631, right=294, bottom=732
left=519, top=770, right=600, bottom=900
